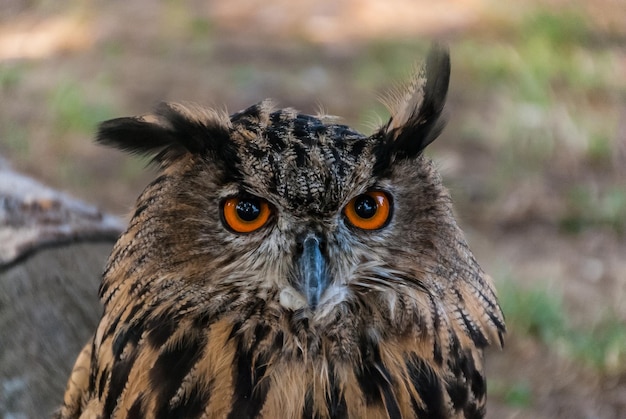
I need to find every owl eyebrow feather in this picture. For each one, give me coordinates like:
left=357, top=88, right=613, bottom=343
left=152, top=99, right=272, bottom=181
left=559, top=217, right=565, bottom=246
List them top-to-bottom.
left=97, top=102, right=232, bottom=164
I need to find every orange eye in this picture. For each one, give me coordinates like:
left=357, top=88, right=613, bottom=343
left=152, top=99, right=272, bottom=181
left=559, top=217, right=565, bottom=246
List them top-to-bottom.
left=343, top=191, right=392, bottom=230
left=222, top=196, right=271, bottom=233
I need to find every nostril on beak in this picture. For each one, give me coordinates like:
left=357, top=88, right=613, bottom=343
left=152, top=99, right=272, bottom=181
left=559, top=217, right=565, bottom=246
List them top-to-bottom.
left=302, top=234, right=319, bottom=250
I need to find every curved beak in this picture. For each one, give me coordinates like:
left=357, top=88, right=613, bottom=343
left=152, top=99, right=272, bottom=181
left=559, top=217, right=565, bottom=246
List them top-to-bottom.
left=297, top=234, right=328, bottom=309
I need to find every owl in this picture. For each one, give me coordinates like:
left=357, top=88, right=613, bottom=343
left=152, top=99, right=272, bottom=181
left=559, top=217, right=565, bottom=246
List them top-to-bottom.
left=56, top=45, right=504, bottom=419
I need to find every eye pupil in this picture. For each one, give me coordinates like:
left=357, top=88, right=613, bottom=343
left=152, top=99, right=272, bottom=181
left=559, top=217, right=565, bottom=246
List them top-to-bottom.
left=354, top=195, right=377, bottom=219
left=236, top=199, right=261, bottom=221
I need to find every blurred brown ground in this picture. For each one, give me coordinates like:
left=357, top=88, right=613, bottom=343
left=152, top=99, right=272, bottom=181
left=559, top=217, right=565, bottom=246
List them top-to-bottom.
left=1, top=1, right=625, bottom=417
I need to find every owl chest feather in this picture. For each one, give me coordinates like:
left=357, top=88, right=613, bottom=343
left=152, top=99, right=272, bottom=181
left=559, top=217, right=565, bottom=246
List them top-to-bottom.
left=84, top=289, right=486, bottom=419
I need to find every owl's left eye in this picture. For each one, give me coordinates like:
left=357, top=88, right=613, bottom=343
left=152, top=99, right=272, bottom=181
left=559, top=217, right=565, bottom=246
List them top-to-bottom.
left=343, top=191, right=392, bottom=230
left=221, top=196, right=271, bottom=233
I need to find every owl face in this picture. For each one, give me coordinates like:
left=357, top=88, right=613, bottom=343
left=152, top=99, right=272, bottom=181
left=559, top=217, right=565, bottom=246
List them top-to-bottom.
left=80, top=45, right=505, bottom=418
left=99, top=99, right=453, bottom=328
left=210, top=106, right=403, bottom=314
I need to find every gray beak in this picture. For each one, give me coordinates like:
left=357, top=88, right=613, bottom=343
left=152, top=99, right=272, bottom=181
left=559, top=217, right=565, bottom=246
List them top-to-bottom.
left=297, top=234, right=328, bottom=309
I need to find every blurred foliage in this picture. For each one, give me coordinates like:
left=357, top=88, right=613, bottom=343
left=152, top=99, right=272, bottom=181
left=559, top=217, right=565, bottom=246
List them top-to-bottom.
left=521, top=11, right=592, bottom=47
left=0, top=63, right=24, bottom=91
left=48, top=81, right=114, bottom=134
left=2, top=123, right=29, bottom=157
left=562, top=185, right=626, bottom=234
left=499, top=278, right=626, bottom=373
left=498, top=279, right=567, bottom=344
left=569, top=316, right=626, bottom=371
left=489, top=378, right=534, bottom=408
left=503, top=382, right=534, bottom=408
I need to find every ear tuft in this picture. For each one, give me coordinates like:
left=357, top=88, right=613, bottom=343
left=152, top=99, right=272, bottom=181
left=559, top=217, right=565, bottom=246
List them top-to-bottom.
left=380, top=43, right=450, bottom=159
left=96, top=102, right=232, bottom=165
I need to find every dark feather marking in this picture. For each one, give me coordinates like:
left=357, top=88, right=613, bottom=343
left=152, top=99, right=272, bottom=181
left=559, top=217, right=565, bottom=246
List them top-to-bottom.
left=265, top=113, right=289, bottom=152
left=293, top=114, right=317, bottom=145
left=371, top=135, right=393, bottom=177
left=292, top=141, right=308, bottom=168
left=131, top=195, right=156, bottom=220
left=98, top=281, right=110, bottom=301
left=452, top=288, right=490, bottom=349
left=111, top=304, right=143, bottom=339
left=487, top=308, right=507, bottom=346
left=226, top=309, right=272, bottom=418
left=460, top=310, right=489, bottom=349
left=146, top=314, right=177, bottom=349
left=102, top=315, right=121, bottom=346
left=104, top=315, right=146, bottom=411
left=228, top=320, right=246, bottom=340
left=111, top=322, right=142, bottom=360
left=251, top=323, right=271, bottom=349
left=273, top=330, right=284, bottom=351
left=151, top=333, right=206, bottom=419
left=446, top=335, right=463, bottom=378
left=355, top=336, right=384, bottom=407
left=227, top=337, right=271, bottom=419
left=432, top=337, right=443, bottom=366
left=354, top=338, right=402, bottom=418
left=104, top=349, right=139, bottom=418
left=447, top=350, right=487, bottom=417
left=405, top=354, right=446, bottom=418
left=326, top=364, right=348, bottom=419
left=96, top=366, right=108, bottom=400
left=471, top=369, right=485, bottom=400
left=379, top=372, right=401, bottom=419
left=446, top=380, right=469, bottom=410
left=165, top=384, right=210, bottom=419
left=303, top=387, right=314, bottom=419
left=127, top=395, right=144, bottom=419
left=464, top=402, right=484, bottom=419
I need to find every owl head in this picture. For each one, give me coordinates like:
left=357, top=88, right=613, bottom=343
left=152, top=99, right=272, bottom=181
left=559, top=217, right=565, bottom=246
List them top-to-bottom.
left=94, top=45, right=503, bottom=414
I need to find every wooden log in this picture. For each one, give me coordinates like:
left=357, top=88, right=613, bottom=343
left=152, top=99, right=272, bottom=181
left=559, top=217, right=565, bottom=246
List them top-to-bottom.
left=0, top=159, right=124, bottom=418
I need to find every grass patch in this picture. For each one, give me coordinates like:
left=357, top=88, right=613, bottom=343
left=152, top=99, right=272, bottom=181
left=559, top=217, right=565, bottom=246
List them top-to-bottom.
left=520, top=11, right=592, bottom=48
left=0, top=64, right=24, bottom=91
left=49, top=81, right=114, bottom=134
left=0, top=123, right=29, bottom=157
left=561, top=185, right=626, bottom=234
left=498, top=279, right=626, bottom=372
left=498, top=280, right=566, bottom=344
left=570, top=316, right=626, bottom=371
left=489, top=379, right=533, bottom=408
left=503, top=382, right=533, bottom=408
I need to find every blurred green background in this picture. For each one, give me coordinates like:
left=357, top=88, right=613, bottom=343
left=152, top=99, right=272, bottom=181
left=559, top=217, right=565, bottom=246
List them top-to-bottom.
left=1, top=1, right=625, bottom=417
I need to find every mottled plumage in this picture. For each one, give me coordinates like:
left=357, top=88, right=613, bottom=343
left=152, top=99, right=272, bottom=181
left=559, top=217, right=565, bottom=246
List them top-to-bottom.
left=57, top=45, right=505, bottom=419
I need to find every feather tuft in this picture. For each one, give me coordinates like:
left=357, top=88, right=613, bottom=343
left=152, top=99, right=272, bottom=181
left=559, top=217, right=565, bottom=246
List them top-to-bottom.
left=379, top=43, right=451, bottom=159
left=96, top=102, right=232, bottom=165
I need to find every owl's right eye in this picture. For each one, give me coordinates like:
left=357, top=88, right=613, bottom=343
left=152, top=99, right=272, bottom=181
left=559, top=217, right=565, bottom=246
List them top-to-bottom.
left=221, top=196, right=271, bottom=233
